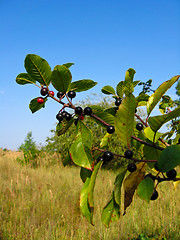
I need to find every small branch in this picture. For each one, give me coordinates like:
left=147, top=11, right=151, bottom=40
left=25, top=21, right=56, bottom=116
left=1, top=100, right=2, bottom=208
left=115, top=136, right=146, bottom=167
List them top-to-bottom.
left=90, top=113, right=110, bottom=127
left=135, top=113, right=148, bottom=127
left=131, top=135, right=164, bottom=151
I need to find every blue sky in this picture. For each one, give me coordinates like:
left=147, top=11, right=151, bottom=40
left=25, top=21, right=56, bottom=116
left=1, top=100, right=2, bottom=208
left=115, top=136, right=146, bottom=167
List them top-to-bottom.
left=0, top=0, right=180, bottom=150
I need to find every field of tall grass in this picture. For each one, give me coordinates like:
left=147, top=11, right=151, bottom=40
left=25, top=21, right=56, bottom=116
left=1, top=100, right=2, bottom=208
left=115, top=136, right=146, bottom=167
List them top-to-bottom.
left=0, top=149, right=180, bottom=240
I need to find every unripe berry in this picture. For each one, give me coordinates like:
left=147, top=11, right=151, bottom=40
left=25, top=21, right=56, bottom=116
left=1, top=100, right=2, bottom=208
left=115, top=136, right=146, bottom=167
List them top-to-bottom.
left=40, top=87, right=48, bottom=96
left=49, top=91, right=54, bottom=96
left=57, top=91, right=64, bottom=98
left=68, top=91, right=76, bottom=99
left=37, top=97, right=44, bottom=104
left=115, top=98, right=122, bottom=106
left=75, top=107, right=83, bottom=115
left=84, top=107, right=92, bottom=115
left=56, top=113, right=64, bottom=122
left=136, top=123, right=143, bottom=131
left=107, top=125, right=115, bottom=134
left=124, top=150, right=133, bottom=159
left=103, top=151, right=114, bottom=162
left=127, top=163, right=137, bottom=172
left=166, top=169, right=177, bottom=180
left=150, top=190, right=158, bottom=200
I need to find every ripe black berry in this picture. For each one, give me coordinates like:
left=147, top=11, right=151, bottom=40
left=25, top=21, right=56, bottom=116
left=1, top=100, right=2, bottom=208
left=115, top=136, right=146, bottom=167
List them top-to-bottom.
left=40, top=87, right=48, bottom=96
left=57, top=91, right=64, bottom=98
left=68, top=91, right=76, bottom=99
left=37, top=97, right=44, bottom=104
left=115, top=98, right=122, bottom=106
left=75, top=107, right=83, bottom=115
left=84, top=107, right=92, bottom=115
left=62, top=111, right=68, bottom=117
left=56, top=113, right=64, bottom=122
left=65, top=113, right=72, bottom=121
left=136, top=123, right=143, bottom=131
left=107, top=125, right=115, bottom=134
left=124, top=150, right=133, bottom=159
left=103, top=151, right=114, bottom=162
left=96, top=156, right=104, bottom=163
left=154, top=162, right=160, bottom=171
left=127, top=163, right=137, bottom=172
left=166, top=169, right=177, bottom=180
left=150, top=190, right=158, bottom=200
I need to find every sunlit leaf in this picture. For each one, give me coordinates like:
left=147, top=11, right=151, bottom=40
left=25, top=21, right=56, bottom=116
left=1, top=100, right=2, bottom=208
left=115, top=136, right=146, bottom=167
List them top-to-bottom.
left=62, top=63, right=74, bottom=68
left=124, top=68, right=136, bottom=96
left=16, top=73, right=36, bottom=85
left=69, top=79, right=97, bottom=92
left=116, top=81, right=125, bottom=98
left=101, top=85, right=116, bottom=95
left=91, top=105, right=115, bottom=126
left=144, top=127, right=163, bottom=143
left=137, top=177, right=154, bottom=203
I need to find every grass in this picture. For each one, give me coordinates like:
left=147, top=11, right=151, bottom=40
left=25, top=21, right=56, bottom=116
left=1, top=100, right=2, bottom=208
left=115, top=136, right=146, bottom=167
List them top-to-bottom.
left=0, top=150, right=180, bottom=239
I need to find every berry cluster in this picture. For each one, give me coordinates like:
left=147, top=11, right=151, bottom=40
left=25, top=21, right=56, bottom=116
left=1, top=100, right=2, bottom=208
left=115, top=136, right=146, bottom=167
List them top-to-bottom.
left=37, top=87, right=55, bottom=104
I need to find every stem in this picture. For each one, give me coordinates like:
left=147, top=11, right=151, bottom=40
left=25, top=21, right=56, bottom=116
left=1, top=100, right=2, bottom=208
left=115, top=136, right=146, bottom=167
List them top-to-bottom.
left=90, top=113, right=110, bottom=127
left=135, top=113, right=148, bottom=127
left=131, top=135, right=164, bottom=151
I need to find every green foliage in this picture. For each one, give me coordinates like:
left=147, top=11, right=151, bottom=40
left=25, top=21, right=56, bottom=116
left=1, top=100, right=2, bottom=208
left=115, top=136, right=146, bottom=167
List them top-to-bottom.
left=16, top=54, right=180, bottom=227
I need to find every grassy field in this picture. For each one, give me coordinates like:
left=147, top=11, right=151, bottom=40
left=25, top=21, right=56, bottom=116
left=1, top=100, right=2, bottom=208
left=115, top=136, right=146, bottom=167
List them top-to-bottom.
left=0, top=150, right=180, bottom=240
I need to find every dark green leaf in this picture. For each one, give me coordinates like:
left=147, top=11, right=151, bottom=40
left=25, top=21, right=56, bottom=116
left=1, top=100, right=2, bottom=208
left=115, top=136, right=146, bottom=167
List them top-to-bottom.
left=25, top=54, right=51, bottom=86
left=62, top=63, right=74, bottom=68
left=51, top=65, right=72, bottom=92
left=16, top=73, right=36, bottom=85
left=147, top=76, right=180, bottom=116
left=69, top=79, right=97, bottom=92
left=133, top=80, right=140, bottom=87
left=101, top=85, right=116, bottom=95
left=115, top=94, right=137, bottom=147
left=29, top=97, right=47, bottom=113
left=91, top=105, right=115, bottom=126
left=148, top=106, right=180, bottom=132
left=104, top=107, right=118, bottom=116
left=56, top=118, right=74, bottom=136
left=69, top=121, right=93, bottom=169
left=157, top=145, right=180, bottom=172
left=63, top=154, right=72, bottom=166
left=80, top=167, right=92, bottom=183
left=114, top=169, right=127, bottom=205
left=137, top=178, right=154, bottom=203
left=101, top=192, right=120, bottom=228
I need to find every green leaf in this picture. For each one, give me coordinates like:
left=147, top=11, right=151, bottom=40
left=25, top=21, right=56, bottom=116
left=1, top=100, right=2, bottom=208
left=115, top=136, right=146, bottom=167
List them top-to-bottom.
left=25, top=54, right=51, bottom=86
left=62, top=63, right=74, bottom=68
left=51, top=65, right=72, bottom=92
left=124, top=68, right=136, bottom=96
left=16, top=73, right=36, bottom=85
left=147, top=76, right=180, bottom=116
left=69, top=79, right=97, bottom=92
left=133, top=80, right=140, bottom=87
left=116, top=81, right=125, bottom=98
left=101, top=85, right=116, bottom=95
left=136, top=92, right=149, bottom=106
left=115, top=94, right=137, bottom=147
left=29, top=97, right=47, bottom=113
left=91, top=105, right=115, bottom=126
left=148, top=106, right=180, bottom=132
left=104, top=107, right=118, bottom=116
left=56, top=118, right=74, bottom=136
left=69, top=121, right=93, bottom=170
left=144, top=127, right=163, bottom=143
left=100, top=133, right=111, bottom=148
left=157, top=145, right=180, bottom=172
left=88, top=161, right=102, bottom=212
left=80, top=167, right=92, bottom=183
left=114, top=169, right=127, bottom=205
left=80, top=178, right=93, bottom=224
left=137, top=178, right=154, bottom=203
left=101, top=191, right=120, bottom=228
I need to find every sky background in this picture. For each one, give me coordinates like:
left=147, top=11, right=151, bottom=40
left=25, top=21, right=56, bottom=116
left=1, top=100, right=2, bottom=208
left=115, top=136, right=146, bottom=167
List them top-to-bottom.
left=0, top=0, right=180, bottom=150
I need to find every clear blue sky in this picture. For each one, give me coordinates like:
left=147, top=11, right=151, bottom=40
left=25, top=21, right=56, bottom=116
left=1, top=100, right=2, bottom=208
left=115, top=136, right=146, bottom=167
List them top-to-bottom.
left=0, top=0, right=179, bottom=150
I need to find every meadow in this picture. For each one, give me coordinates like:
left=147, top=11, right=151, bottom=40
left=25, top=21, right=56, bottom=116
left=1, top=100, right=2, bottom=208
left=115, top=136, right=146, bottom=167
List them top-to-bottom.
left=0, top=149, right=180, bottom=240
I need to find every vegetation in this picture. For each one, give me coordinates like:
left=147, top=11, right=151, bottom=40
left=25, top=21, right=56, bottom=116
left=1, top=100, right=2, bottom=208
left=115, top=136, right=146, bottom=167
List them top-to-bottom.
left=15, top=54, right=180, bottom=228
left=0, top=151, right=180, bottom=239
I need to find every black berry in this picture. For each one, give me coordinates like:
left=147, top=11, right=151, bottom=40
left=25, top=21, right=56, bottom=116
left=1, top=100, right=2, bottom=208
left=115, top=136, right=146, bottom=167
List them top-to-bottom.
left=40, top=87, right=49, bottom=96
left=57, top=91, right=64, bottom=98
left=68, top=91, right=76, bottom=99
left=37, top=97, right=44, bottom=104
left=115, top=98, right=122, bottom=106
left=75, top=107, right=83, bottom=115
left=84, top=107, right=92, bottom=115
left=62, top=111, right=68, bottom=117
left=56, top=113, right=64, bottom=122
left=65, top=113, right=72, bottom=121
left=74, top=118, right=79, bottom=126
left=136, top=123, right=143, bottom=131
left=107, top=125, right=115, bottom=134
left=124, top=150, right=133, bottom=159
left=103, top=151, right=114, bottom=162
left=96, top=156, right=104, bottom=163
left=154, top=162, right=160, bottom=171
left=127, top=163, right=137, bottom=172
left=166, top=169, right=177, bottom=180
left=150, top=190, right=158, bottom=200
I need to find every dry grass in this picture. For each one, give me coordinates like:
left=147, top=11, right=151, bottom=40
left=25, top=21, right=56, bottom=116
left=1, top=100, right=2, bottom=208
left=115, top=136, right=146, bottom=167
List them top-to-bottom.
left=0, top=150, right=180, bottom=239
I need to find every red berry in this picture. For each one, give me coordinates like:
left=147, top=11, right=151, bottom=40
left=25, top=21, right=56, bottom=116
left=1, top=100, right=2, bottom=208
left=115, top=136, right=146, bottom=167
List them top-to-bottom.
left=49, top=91, right=54, bottom=96
left=37, top=97, right=44, bottom=104
left=79, top=115, right=84, bottom=120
